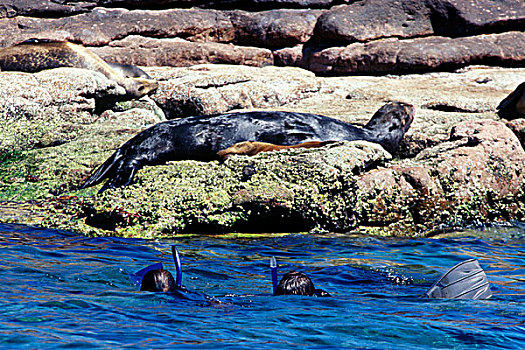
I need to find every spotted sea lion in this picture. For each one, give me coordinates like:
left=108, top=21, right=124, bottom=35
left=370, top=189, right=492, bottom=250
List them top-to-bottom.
left=0, top=39, right=158, bottom=98
left=497, top=81, right=525, bottom=119
left=80, top=102, right=414, bottom=192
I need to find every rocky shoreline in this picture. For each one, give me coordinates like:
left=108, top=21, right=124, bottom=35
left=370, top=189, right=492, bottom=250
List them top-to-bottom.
left=0, top=0, right=524, bottom=237
left=1, top=0, right=524, bottom=74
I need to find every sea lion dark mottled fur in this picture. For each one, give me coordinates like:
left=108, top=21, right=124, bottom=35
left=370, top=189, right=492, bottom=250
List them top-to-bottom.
left=0, top=39, right=158, bottom=98
left=497, top=82, right=525, bottom=119
left=81, top=102, right=414, bottom=192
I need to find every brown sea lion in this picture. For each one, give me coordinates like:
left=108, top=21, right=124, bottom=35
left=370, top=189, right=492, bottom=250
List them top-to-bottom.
left=0, top=39, right=158, bottom=98
left=497, top=81, right=525, bottom=119
left=80, top=101, right=414, bottom=192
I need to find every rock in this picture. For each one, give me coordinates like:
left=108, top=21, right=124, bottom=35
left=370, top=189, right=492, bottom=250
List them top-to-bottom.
left=0, top=0, right=95, bottom=18
left=0, top=0, right=351, bottom=19
left=2, top=0, right=523, bottom=77
left=83, top=0, right=345, bottom=11
left=198, top=0, right=350, bottom=10
left=312, top=0, right=434, bottom=45
left=312, top=0, right=525, bottom=46
left=428, top=0, right=525, bottom=37
left=0, top=7, right=234, bottom=48
left=227, top=9, right=324, bottom=48
left=302, top=32, right=525, bottom=75
left=90, top=36, right=273, bottom=68
left=274, top=45, right=305, bottom=67
left=149, top=64, right=322, bottom=119
left=356, top=119, right=525, bottom=234
left=423, top=119, right=525, bottom=199
left=506, top=119, right=525, bottom=149
left=53, top=140, right=392, bottom=235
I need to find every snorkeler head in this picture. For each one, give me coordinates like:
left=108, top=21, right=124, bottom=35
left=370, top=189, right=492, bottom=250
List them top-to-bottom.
left=140, top=269, right=177, bottom=293
left=275, top=271, right=316, bottom=296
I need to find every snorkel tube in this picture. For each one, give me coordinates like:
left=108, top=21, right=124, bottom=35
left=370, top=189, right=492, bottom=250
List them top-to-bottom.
left=172, top=245, right=182, bottom=288
left=270, top=256, right=278, bottom=295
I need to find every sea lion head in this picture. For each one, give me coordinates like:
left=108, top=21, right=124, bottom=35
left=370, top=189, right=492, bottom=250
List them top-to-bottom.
left=121, top=77, right=159, bottom=98
left=364, top=101, right=415, bottom=154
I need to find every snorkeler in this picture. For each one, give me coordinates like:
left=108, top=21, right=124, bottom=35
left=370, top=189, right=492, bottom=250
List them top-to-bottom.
left=130, top=246, right=183, bottom=293
left=131, top=246, right=223, bottom=304
left=270, top=256, right=330, bottom=297
left=269, top=257, right=493, bottom=300
left=140, top=269, right=177, bottom=293
left=275, top=271, right=331, bottom=297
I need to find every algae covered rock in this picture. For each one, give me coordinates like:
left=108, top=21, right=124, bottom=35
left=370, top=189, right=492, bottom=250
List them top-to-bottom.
left=46, top=141, right=390, bottom=237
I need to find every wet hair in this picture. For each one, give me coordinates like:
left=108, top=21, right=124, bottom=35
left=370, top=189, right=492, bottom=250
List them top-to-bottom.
left=140, top=269, right=176, bottom=293
left=275, top=271, right=315, bottom=296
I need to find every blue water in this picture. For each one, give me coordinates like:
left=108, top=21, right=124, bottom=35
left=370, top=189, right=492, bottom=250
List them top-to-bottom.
left=0, top=223, right=524, bottom=349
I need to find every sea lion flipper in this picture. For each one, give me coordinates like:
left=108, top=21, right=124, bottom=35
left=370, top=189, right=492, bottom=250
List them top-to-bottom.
left=217, top=140, right=332, bottom=160
left=80, top=149, right=125, bottom=191
left=97, top=165, right=138, bottom=193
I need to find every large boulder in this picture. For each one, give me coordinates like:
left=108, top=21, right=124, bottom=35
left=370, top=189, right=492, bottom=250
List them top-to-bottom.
left=0, top=0, right=95, bottom=18
left=86, top=0, right=346, bottom=10
left=311, top=0, right=525, bottom=45
left=313, top=0, right=434, bottom=45
left=428, top=0, right=525, bottom=37
left=0, top=7, right=235, bottom=48
left=227, top=9, right=324, bottom=48
left=282, top=31, right=525, bottom=75
left=91, top=36, right=273, bottom=68
left=149, top=64, right=322, bottom=119
left=356, top=119, right=525, bottom=234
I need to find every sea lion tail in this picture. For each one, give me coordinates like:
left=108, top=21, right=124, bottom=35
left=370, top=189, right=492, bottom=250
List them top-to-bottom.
left=364, top=102, right=415, bottom=154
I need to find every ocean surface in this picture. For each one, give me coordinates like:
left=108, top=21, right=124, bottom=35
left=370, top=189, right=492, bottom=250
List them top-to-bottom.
left=0, top=223, right=524, bottom=349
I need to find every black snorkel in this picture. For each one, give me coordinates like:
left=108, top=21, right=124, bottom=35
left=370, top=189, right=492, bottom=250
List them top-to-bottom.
left=172, top=245, right=182, bottom=289
left=270, top=256, right=278, bottom=296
